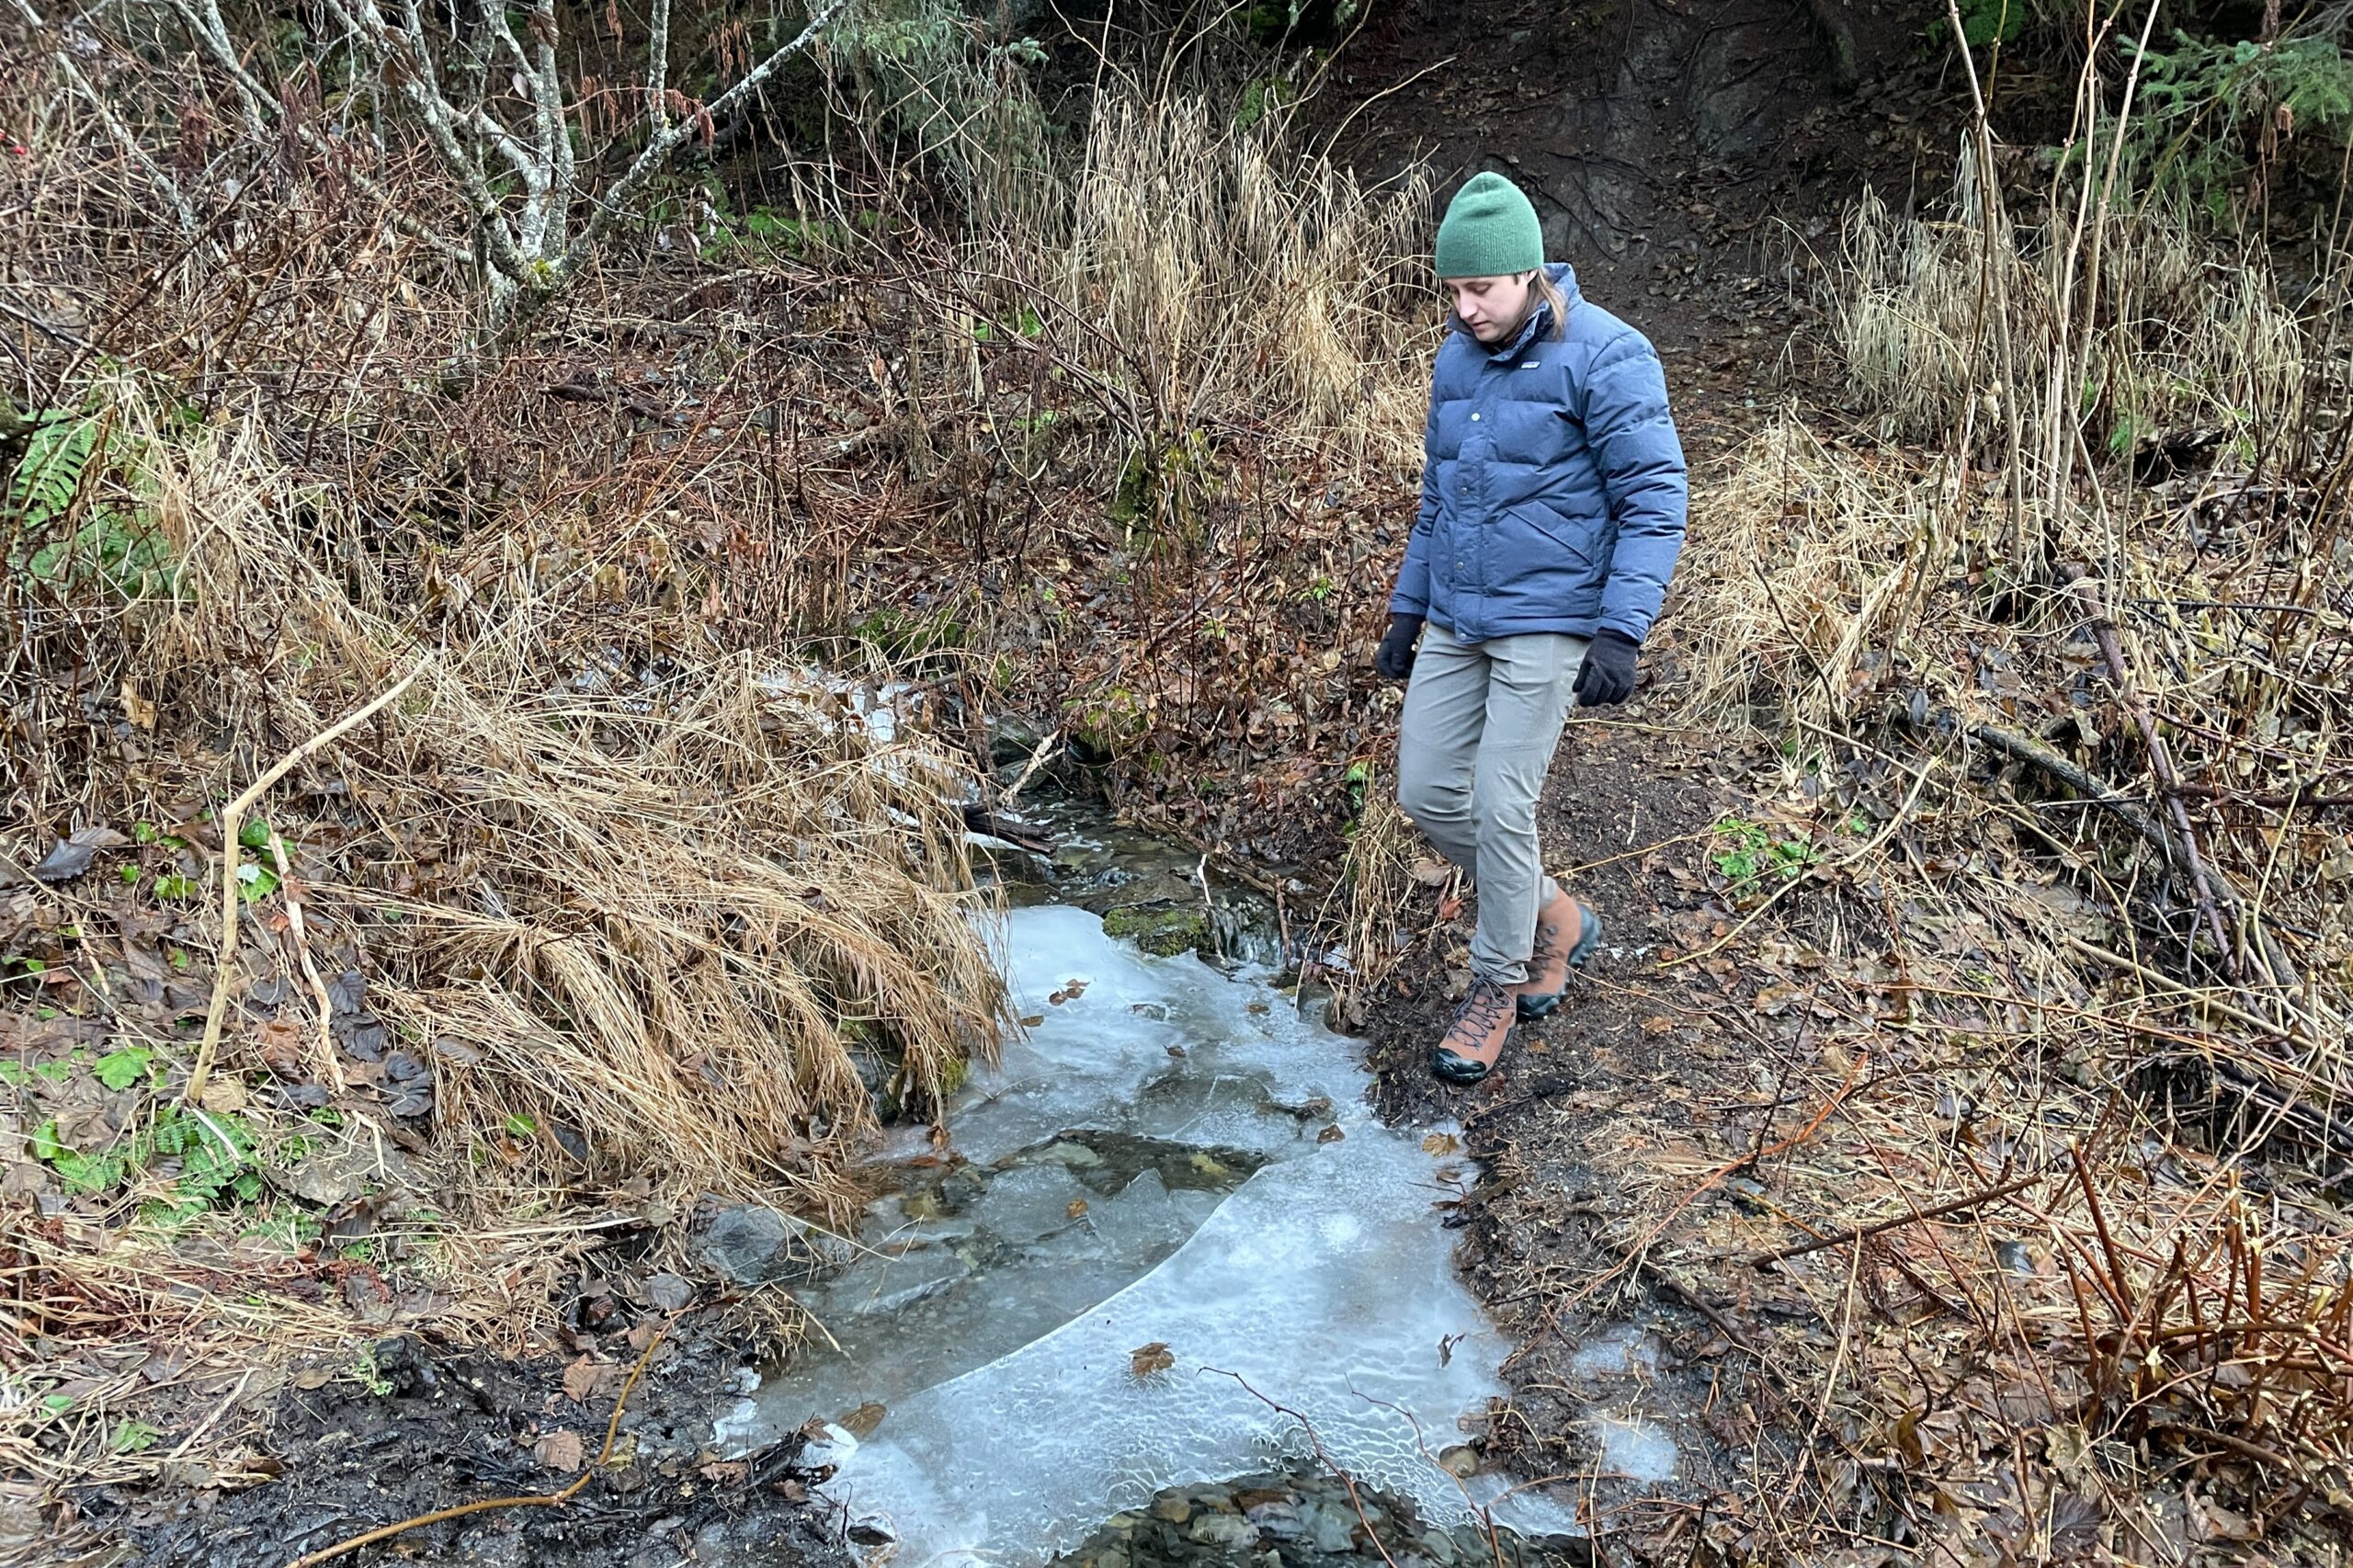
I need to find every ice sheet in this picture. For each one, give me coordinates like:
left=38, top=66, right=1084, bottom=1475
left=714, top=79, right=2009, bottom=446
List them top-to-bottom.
left=733, top=904, right=1577, bottom=1562
left=824, top=1124, right=1574, bottom=1562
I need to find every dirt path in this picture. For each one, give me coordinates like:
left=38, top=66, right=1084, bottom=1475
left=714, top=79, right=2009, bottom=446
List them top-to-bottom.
left=1359, top=717, right=1789, bottom=1550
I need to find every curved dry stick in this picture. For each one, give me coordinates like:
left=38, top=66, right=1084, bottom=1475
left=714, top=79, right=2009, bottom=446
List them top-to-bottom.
left=185, top=665, right=424, bottom=1105
left=286, top=1321, right=668, bottom=1568
left=1199, top=1368, right=1402, bottom=1568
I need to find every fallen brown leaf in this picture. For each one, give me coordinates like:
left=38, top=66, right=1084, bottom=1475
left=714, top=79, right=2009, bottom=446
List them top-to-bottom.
left=1129, top=1341, right=1176, bottom=1379
left=562, top=1357, right=602, bottom=1403
left=534, top=1429, right=584, bottom=1473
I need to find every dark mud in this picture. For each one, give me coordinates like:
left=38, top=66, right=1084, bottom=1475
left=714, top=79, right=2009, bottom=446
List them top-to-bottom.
left=104, top=1313, right=847, bottom=1568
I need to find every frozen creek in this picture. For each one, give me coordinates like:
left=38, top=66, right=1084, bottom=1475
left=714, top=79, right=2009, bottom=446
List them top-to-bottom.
left=718, top=901, right=1590, bottom=1563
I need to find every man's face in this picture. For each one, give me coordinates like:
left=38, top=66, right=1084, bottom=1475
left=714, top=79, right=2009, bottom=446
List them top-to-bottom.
left=1446, top=272, right=1536, bottom=343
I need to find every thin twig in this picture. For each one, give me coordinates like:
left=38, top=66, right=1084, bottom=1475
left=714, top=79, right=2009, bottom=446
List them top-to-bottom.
left=186, top=665, right=424, bottom=1104
left=267, top=829, right=347, bottom=1092
left=1751, top=1173, right=2047, bottom=1268
left=1203, top=1369, right=1403, bottom=1568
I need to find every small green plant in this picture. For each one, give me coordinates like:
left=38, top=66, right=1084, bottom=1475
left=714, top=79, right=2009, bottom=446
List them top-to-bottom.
left=1954, top=0, right=2021, bottom=47
left=971, top=307, right=1043, bottom=343
left=6, top=406, right=175, bottom=600
left=6, top=409, right=100, bottom=528
left=1711, top=819, right=1822, bottom=894
left=94, top=1046, right=153, bottom=1091
left=33, top=1101, right=266, bottom=1220
left=351, top=1343, right=395, bottom=1396
left=109, top=1419, right=165, bottom=1454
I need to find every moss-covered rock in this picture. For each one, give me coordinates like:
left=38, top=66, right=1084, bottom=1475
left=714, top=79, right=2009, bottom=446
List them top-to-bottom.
left=1100, top=901, right=1211, bottom=959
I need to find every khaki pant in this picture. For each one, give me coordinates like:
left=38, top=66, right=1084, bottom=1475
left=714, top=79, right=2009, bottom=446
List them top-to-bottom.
left=1396, top=621, right=1586, bottom=984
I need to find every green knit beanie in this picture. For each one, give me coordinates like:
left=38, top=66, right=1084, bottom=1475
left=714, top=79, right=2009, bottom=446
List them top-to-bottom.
left=1434, top=172, right=1544, bottom=278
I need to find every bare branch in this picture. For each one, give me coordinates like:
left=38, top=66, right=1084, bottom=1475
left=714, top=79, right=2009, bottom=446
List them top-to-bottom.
left=16, top=0, right=199, bottom=233
left=168, top=0, right=472, bottom=265
left=585, top=0, right=849, bottom=252
left=646, top=0, right=673, bottom=136
left=469, top=106, right=547, bottom=192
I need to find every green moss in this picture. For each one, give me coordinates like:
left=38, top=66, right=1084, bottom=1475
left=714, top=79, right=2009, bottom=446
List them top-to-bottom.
left=1100, top=902, right=1211, bottom=959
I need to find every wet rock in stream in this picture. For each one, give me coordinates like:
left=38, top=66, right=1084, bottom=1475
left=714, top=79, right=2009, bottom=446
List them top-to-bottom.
left=977, top=801, right=1290, bottom=969
left=1101, top=900, right=1216, bottom=959
left=696, top=1204, right=855, bottom=1288
left=1051, top=1470, right=1586, bottom=1568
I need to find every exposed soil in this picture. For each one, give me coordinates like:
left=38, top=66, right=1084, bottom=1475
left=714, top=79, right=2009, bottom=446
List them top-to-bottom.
left=1301, top=0, right=1958, bottom=332
left=97, top=1309, right=846, bottom=1568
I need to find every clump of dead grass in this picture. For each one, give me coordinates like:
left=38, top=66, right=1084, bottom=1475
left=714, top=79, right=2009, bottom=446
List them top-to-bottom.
left=1049, top=94, right=1435, bottom=471
left=1830, top=169, right=2315, bottom=460
left=133, top=410, right=1007, bottom=1213
left=1674, top=416, right=1968, bottom=728
left=1318, top=779, right=1421, bottom=1028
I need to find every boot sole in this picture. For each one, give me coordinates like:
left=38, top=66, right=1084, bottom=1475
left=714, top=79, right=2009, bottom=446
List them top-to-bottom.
left=1516, top=905, right=1602, bottom=1020
left=1433, top=1045, right=1499, bottom=1085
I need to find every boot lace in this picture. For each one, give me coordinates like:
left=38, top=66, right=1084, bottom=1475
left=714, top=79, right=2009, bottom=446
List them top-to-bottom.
left=1446, top=976, right=1513, bottom=1044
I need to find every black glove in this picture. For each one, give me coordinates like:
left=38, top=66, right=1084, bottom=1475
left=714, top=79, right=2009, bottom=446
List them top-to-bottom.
left=1373, top=614, right=1424, bottom=680
left=1573, top=629, right=1640, bottom=707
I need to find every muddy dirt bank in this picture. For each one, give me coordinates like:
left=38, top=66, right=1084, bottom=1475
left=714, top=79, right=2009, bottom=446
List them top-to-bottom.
left=90, top=1310, right=845, bottom=1568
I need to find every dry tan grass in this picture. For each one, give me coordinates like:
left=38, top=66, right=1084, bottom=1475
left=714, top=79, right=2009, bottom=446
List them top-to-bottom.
left=1051, top=95, right=1435, bottom=471
left=1829, top=166, right=2314, bottom=460
left=133, top=411, right=1007, bottom=1213
left=1675, top=416, right=1968, bottom=728
left=1320, top=779, right=1421, bottom=1028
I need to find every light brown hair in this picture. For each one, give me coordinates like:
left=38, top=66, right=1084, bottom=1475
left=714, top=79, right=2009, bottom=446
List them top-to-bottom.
left=1527, top=268, right=1568, bottom=341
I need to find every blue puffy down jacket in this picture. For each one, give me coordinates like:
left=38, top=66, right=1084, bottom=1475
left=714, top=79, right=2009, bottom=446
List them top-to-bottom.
left=1389, top=263, right=1688, bottom=645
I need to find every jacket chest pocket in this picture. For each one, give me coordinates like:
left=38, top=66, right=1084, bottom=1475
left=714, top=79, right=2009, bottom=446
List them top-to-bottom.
left=1505, top=501, right=1598, bottom=567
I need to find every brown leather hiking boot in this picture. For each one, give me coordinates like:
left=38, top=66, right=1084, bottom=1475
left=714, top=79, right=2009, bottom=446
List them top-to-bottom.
left=1515, top=892, right=1602, bottom=1020
left=1433, top=976, right=1517, bottom=1085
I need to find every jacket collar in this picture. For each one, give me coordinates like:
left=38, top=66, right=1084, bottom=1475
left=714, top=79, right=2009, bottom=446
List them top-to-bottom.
left=1450, top=261, right=1582, bottom=360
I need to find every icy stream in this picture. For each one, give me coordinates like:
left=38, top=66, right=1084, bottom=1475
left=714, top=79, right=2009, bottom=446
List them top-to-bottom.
left=720, top=903, right=1582, bottom=1562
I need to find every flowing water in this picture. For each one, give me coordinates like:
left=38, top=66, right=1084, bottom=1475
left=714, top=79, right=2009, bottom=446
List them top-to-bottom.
left=716, top=817, right=1593, bottom=1564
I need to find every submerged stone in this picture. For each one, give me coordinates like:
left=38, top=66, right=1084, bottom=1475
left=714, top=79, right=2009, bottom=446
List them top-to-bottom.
left=694, top=1206, right=850, bottom=1287
left=1242, top=1499, right=1302, bottom=1540
left=1188, top=1511, right=1257, bottom=1548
